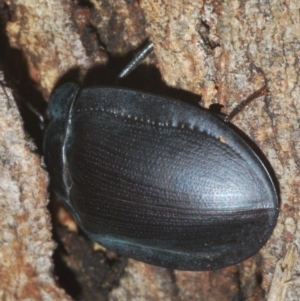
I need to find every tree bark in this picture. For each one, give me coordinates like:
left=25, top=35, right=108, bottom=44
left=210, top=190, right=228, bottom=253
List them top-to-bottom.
left=1, top=0, right=299, bottom=300
left=0, top=72, right=72, bottom=300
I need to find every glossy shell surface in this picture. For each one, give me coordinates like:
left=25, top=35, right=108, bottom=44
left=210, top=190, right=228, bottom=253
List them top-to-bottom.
left=44, top=83, right=279, bottom=270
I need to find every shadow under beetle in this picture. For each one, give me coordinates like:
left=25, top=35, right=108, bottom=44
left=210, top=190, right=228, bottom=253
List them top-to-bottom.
left=43, top=42, right=279, bottom=271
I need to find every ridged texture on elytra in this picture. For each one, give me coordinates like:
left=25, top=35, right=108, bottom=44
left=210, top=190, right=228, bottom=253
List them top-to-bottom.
left=44, top=83, right=278, bottom=271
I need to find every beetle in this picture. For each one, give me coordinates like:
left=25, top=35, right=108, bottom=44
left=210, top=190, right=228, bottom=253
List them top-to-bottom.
left=43, top=43, right=279, bottom=271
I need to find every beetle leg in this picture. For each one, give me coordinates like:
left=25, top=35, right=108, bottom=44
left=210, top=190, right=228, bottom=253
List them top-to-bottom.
left=118, top=41, right=154, bottom=79
left=225, top=66, right=269, bottom=122
left=225, top=85, right=269, bottom=122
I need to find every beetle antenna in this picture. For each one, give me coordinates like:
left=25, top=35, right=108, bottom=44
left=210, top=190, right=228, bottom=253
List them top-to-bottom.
left=118, top=41, right=154, bottom=79
left=0, top=80, right=14, bottom=108
left=225, top=85, right=269, bottom=123
left=26, top=101, right=47, bottom=128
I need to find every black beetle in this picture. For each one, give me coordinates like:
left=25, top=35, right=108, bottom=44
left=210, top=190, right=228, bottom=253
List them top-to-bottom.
left=43, top=66, right=279, bottom=270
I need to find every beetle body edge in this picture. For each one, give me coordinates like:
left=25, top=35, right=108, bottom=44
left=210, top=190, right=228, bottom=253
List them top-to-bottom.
left=44, top=83, right=279, bottom=271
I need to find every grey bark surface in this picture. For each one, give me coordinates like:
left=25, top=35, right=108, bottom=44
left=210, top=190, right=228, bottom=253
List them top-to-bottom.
left=0, top=73, right=72, bottom=300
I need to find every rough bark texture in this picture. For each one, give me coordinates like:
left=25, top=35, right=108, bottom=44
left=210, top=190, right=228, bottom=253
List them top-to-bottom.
left=0, top=0, right=299, bottom=300
left=5, top=0, right=147, bottom=98
left=0, top=73, right=72, bottom=300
